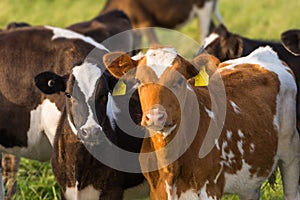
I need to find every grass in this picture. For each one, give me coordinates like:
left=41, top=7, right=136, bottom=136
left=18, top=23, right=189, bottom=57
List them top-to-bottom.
left=0, top=0, right=299, bottom=199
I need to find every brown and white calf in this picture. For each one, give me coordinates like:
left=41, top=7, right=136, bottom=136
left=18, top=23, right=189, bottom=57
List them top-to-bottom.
left=101, top=0, right=223, bottom=43
left=0, top=10, right=133, bottom=199
left=202, top=24, right=300, bottom=131
left=104, top=47, right=300, bottom=199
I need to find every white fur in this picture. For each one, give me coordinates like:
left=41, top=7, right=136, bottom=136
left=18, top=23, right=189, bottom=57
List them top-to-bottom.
left=45, top=26, right=109, bottom=51
left=202, top=33, right=220, bottom=48
left=146, top=48, right=177, bottom=78
left=131, top=52, right=144, bottom=61
left=0, top=99, right=60, bottom=161
left=41, top=99, right=61, bottom=146
left=230, top=101, right=240, bottom=114
left=204, top=107, right=215, bottom=119
left=68, top=114, right=78, bottom=135
left=226, top=130, right=232, bottom=140
left=237, top=130, right=244, bottom=138
left=223, top=160, right=268, bottom=199
left=198, top=181, right=217, bottom=200
left=65, top=182, right=101, bottom=200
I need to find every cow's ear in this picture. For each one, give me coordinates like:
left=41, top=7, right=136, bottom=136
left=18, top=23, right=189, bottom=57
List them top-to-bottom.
left=281, top=30, right=300, bottom=56
left=103, top=52, right=137, bottom=78
left=192, top=53, right=220, bottom=76
left=34, top=71, right=68, bottom=94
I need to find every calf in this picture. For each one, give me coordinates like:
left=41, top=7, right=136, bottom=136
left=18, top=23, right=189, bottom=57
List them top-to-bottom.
left=101, top=0, right=223, bottom=43
left=0, top=10, right=133, bottom=199
left=202, top=24, right=300, bottom=130
left=34, top=34, right=147, bottom=199
left=104, top=47, right=300, bottom=199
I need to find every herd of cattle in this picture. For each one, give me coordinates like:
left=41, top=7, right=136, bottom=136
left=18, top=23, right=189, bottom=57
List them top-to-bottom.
left=0, top=0, right=300, bottom=199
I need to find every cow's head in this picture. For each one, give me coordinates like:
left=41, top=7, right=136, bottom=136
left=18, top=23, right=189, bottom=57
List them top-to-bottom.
left=200, top=24, right=243, bottom=61
left=281, top=29, right=300, bottom=56
left=103, top=48, right=219, bottom=147
left=35, top=60, right=115, bottom=145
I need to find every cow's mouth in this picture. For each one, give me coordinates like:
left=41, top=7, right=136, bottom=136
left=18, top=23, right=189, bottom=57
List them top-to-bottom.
left=148, top=124, right=177, bottom=138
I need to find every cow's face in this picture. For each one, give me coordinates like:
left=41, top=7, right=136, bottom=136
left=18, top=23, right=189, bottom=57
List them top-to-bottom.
left=200, top=24, right=243, bottom=62
left=103, top=48, right=217, bottom=146
left=35, top=61, right=112, bottom=144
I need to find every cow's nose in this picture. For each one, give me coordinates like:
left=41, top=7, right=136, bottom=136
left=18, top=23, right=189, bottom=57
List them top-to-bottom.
left=144, top=105, right=167, bottom=130
left=78, top=126, right=102, bottom=142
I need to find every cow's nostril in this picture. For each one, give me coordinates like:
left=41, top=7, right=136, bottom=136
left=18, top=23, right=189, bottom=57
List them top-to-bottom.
left=158, top=113, right=165, bottom=121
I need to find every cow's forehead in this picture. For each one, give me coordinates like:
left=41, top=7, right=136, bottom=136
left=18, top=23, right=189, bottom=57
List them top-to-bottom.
left=45, top=25, right=109, bottom=51
left=144, top=48, right=178, bottom=78
left=72, top=62, right=102, bottom=101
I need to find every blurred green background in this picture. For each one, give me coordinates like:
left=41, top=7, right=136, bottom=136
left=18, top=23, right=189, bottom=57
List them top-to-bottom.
left=0, top=0, right=299, bottom=199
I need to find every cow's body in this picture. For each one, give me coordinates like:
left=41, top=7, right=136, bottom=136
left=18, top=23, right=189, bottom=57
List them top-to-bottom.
left=101, top=0, right=223, bottom=43
left=0, top=10, right=133, bottom=198
left=202, top=24, right=300, bottom=130
left=104, top=47, right=300, bottom=199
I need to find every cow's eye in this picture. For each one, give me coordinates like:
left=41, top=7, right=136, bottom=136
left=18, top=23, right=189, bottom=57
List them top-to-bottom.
left=65, top=92, right=72, bottom=98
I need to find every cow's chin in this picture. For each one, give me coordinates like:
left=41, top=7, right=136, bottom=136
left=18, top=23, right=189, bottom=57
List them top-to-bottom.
left=148, top=124, right=177, bottom=138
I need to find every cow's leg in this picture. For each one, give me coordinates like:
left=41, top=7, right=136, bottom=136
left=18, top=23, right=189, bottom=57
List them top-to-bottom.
left=197, top=0, right=224, bottom=42
left=197, top=1, right=215, bottom=42
left=278, top=105, right=300, bottom=200
left=278, top=131, right=300, bottom=200
left=0, top=153, right=5, bottom=200
left=2, top=153, right=20, bottom=199
left=238, top=186, right=260, bottom=200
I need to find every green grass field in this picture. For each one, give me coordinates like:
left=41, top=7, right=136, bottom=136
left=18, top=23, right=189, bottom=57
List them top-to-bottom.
left=0, top=0, right=300, bottom=199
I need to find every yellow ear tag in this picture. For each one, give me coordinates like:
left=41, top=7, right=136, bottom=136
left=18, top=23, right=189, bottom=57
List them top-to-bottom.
left=195, top=66, right=209, bottom=86
left=112, top=80, right=126, bottom=96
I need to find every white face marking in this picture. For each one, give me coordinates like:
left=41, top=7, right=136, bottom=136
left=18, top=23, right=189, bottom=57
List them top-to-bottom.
left=45, top=26, right=109, bottom=51
left=202, top=33, right=220, bottom=48
left=145, top=48, right=177, bottom=78
left=72, top=63, right=102, bottom=101
left=72, top=63, right=103, bottom=133
left=230, top=101, right=240, bottom=114
left=204, top=107, right=215, bottom=119
left=68, top=114, right=78, bottom=135
left=226, top=130, right=232, bottom=140
left=214, top=164, right=223, bottom=184
left=65, top=183, right=101, bottom=200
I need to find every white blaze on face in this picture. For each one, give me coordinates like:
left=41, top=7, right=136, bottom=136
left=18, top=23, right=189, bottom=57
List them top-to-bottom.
left=45, top=26, right=109, bottom=51
left=145, top=48, right=177, bottom=78
left=71, top=62, right=103, bottom=132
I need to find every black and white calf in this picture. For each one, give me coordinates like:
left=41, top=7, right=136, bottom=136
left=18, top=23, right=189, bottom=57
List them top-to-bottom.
left=0, top=10, right=134, bottom=198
